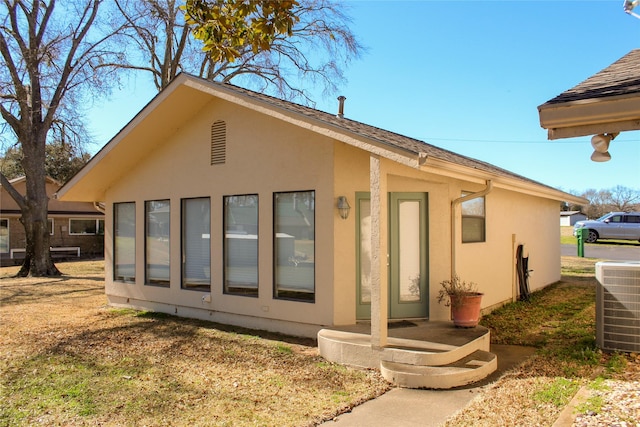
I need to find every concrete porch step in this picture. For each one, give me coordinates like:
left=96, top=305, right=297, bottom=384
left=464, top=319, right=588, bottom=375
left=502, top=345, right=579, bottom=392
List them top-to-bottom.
left=317, top=323, right=498, bottom=389
left=317, top=326, right=490, bottom=369
left=380, top=349, right=498, bottom=389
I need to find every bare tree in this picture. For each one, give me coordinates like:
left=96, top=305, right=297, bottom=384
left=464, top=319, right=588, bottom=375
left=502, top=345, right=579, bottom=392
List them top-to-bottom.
left=0, top=0, right=126, bottom=276
left=114, top=0, right=363, bottom=102
left=608, top=185, right=640, bottom=212
left=578, top=186, right=640, bottom=218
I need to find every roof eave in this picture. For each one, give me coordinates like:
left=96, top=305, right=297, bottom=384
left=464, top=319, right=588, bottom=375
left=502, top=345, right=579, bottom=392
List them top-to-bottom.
left=538, top=93, right=640, bottom=140
left=421, top=157, right=588, bottom=205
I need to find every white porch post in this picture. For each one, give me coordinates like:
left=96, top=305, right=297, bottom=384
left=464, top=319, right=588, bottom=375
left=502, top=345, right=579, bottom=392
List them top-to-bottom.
left=370, top=154, right=388, bottom=348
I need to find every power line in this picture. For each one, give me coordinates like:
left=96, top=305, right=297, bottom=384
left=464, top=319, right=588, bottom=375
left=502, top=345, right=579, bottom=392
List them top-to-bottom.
left=421, top=137, right=640, bottom=145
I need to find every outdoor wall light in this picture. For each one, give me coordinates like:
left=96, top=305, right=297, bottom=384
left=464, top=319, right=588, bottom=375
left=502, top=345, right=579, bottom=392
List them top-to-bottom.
left=590, top=133, right=617, bottom=162
left=337, top=196, right=351, bottom=220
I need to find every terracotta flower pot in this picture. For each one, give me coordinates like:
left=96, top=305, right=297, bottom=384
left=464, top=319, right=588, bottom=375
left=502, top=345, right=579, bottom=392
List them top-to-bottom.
left=450, top=292, right=483, bottom=328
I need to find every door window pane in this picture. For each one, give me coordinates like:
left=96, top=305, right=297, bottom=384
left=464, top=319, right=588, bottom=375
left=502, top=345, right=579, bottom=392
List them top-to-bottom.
left=274, top=191, right=315, bottom=302
left=224, top=195, right=258, bottom=296
left=182, top=198, right=211, bottom=291
left=358, top=198, right=371, bottom=304
left=146, top=200, right=170, bottom=287
left=398, top=200, right=421, bottom=302
left=114, top=203, right=135, bottom=283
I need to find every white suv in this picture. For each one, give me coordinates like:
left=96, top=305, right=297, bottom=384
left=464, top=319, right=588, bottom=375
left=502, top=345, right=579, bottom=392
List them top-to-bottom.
left=573, top=212, right=640, bottom=243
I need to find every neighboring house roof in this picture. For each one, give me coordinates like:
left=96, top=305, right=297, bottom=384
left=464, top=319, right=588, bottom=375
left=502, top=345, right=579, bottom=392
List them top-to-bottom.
left=538, top=49, right=640, bottom=139
left=57, top=73, right=585, bottom=205
left=1, top=176, right=103, bottom=216
left=560, top=211, right=585, bottom=217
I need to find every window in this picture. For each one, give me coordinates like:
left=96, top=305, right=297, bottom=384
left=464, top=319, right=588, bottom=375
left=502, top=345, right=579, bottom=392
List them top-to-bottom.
left=274, top=191, right=315, bottom=302
left=461, top=192, right=485, bottom=243
left=224, top=195, right=258, bottom=296
left=181, top=198, right=211, bottom=291
left=145, top=200, right=170, bottom=287
left=114, top=203, right=136, bottom=283
left=609, top=215, right=624, bottom=223
left=626, top=215, right=640, bottom=224
left=48, top=218, right=54, bottom=235
left=69, top=218, right=104, bottom=235
left=0, top=219, right=8, bottom=254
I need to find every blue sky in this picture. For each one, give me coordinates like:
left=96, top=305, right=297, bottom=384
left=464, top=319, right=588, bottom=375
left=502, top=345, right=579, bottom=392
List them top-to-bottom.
left=87, top=0, right=640, bottom=194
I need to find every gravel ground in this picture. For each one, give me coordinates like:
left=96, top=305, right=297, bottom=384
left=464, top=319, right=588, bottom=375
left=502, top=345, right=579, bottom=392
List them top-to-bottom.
left=572, top=352, right=640, bottom=427
left=572, top=379, right=640, bottom=426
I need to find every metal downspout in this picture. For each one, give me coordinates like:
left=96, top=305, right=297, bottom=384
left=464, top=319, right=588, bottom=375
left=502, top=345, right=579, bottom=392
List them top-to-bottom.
left=450, top=180, right=493, bottom=278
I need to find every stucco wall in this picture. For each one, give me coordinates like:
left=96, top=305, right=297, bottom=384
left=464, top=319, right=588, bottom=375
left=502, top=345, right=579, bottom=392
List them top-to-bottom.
left=92, top=91, right=564, bottom=337
left=103, top=98, right=337, bottom=334
left=331, top=145, right=562, bottom=324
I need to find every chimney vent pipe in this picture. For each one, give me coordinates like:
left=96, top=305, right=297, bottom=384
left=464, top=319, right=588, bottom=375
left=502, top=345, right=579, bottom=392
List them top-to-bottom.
left=337, top=96, right=346, bottom=118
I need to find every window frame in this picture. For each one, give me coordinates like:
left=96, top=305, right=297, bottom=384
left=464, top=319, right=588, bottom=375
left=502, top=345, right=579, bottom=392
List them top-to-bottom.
left=273, top=190, right=316, bottom=303
left=461, top=192, right=486, bottom=243
left=223, top=194, right=259, bottom=297
left=181, top=197, right=211, bottom=292
left=145, top=199, right=171, bottom=287
left=114, top=202, right=136, bottom=283
left=0, top=218, right=8, bottom=254
left=68, top=218, right=104, bottom=235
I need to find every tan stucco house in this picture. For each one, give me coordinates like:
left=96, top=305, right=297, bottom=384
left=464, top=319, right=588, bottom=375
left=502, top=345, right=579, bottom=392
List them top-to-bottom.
left=57, top=74, right=585, bottom=385
left=1, top=176, right=104, bottom=266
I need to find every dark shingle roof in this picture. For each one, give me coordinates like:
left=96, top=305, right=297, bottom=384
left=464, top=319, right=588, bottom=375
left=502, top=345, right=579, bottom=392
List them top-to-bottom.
left=543, top=49, right=640, bottom=105
left=210, top=77, right=557, bottom=190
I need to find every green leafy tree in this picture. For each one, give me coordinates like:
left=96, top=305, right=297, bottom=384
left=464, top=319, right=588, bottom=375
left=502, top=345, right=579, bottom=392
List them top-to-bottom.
left=184, top=0, right=299, bottom=62
left=0, top=142, right=90, bottom=183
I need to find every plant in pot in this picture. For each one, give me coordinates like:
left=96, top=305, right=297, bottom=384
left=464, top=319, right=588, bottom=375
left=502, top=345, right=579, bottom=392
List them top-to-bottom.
left=437, top=275, right=483, bottom=328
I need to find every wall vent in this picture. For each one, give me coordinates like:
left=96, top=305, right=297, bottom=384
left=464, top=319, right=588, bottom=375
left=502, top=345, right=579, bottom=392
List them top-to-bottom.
left=211, top=120, right=226, bottom=165
left=596, top=261, right=640, bottom=352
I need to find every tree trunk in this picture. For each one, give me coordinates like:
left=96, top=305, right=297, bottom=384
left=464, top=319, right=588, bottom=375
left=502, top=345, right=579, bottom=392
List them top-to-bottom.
left=16, top=132, right=61, bottom=277
left=16, top=200, right=60, bottom=277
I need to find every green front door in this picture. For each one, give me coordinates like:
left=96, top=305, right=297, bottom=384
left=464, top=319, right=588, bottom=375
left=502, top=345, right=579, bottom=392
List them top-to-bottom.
left=356, top=192, right=429, bottom=320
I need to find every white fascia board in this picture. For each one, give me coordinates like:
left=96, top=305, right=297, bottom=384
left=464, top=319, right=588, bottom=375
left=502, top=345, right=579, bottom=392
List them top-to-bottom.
left=547, top=118, right=640, bottom=140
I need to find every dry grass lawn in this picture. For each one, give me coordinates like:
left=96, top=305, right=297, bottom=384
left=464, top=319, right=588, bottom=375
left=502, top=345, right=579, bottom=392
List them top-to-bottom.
left=3, top=256, right=639, bottom=426
left=446, top=256, right=640, bottom=426
left=0, top=260, right=390, bottom=426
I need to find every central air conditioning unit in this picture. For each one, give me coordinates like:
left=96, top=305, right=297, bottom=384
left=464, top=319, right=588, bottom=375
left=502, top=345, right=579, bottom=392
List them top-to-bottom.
left=596, top=261, right=640, bottom=353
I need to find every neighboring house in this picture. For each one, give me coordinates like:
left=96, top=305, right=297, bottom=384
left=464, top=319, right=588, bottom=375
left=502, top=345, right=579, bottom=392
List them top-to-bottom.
left=538, top=49, right=640, bottom=145
left=57, top=73, right=585, bottom=341
left=0, top=176, right=104, bottom=266
left=560, top=211, right=587, bottom=226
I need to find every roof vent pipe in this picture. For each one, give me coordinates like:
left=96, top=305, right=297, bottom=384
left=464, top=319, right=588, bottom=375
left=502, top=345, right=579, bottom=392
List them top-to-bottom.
left=337, top=96, right=346, bottom=118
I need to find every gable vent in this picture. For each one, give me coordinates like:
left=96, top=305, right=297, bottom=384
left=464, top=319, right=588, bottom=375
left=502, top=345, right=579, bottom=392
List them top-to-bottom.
left=211, top=120, right=226, bottom=165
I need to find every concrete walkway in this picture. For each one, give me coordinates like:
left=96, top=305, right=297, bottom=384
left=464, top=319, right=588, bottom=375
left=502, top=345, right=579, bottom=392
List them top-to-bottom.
left=320, top=344, right=536, bottom=427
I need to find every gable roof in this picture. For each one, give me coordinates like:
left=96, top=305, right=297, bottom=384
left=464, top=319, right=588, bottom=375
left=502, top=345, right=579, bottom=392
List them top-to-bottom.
left=538, top=49, right=640, bottom=139
left=57, top=73, right=583, bottom=204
